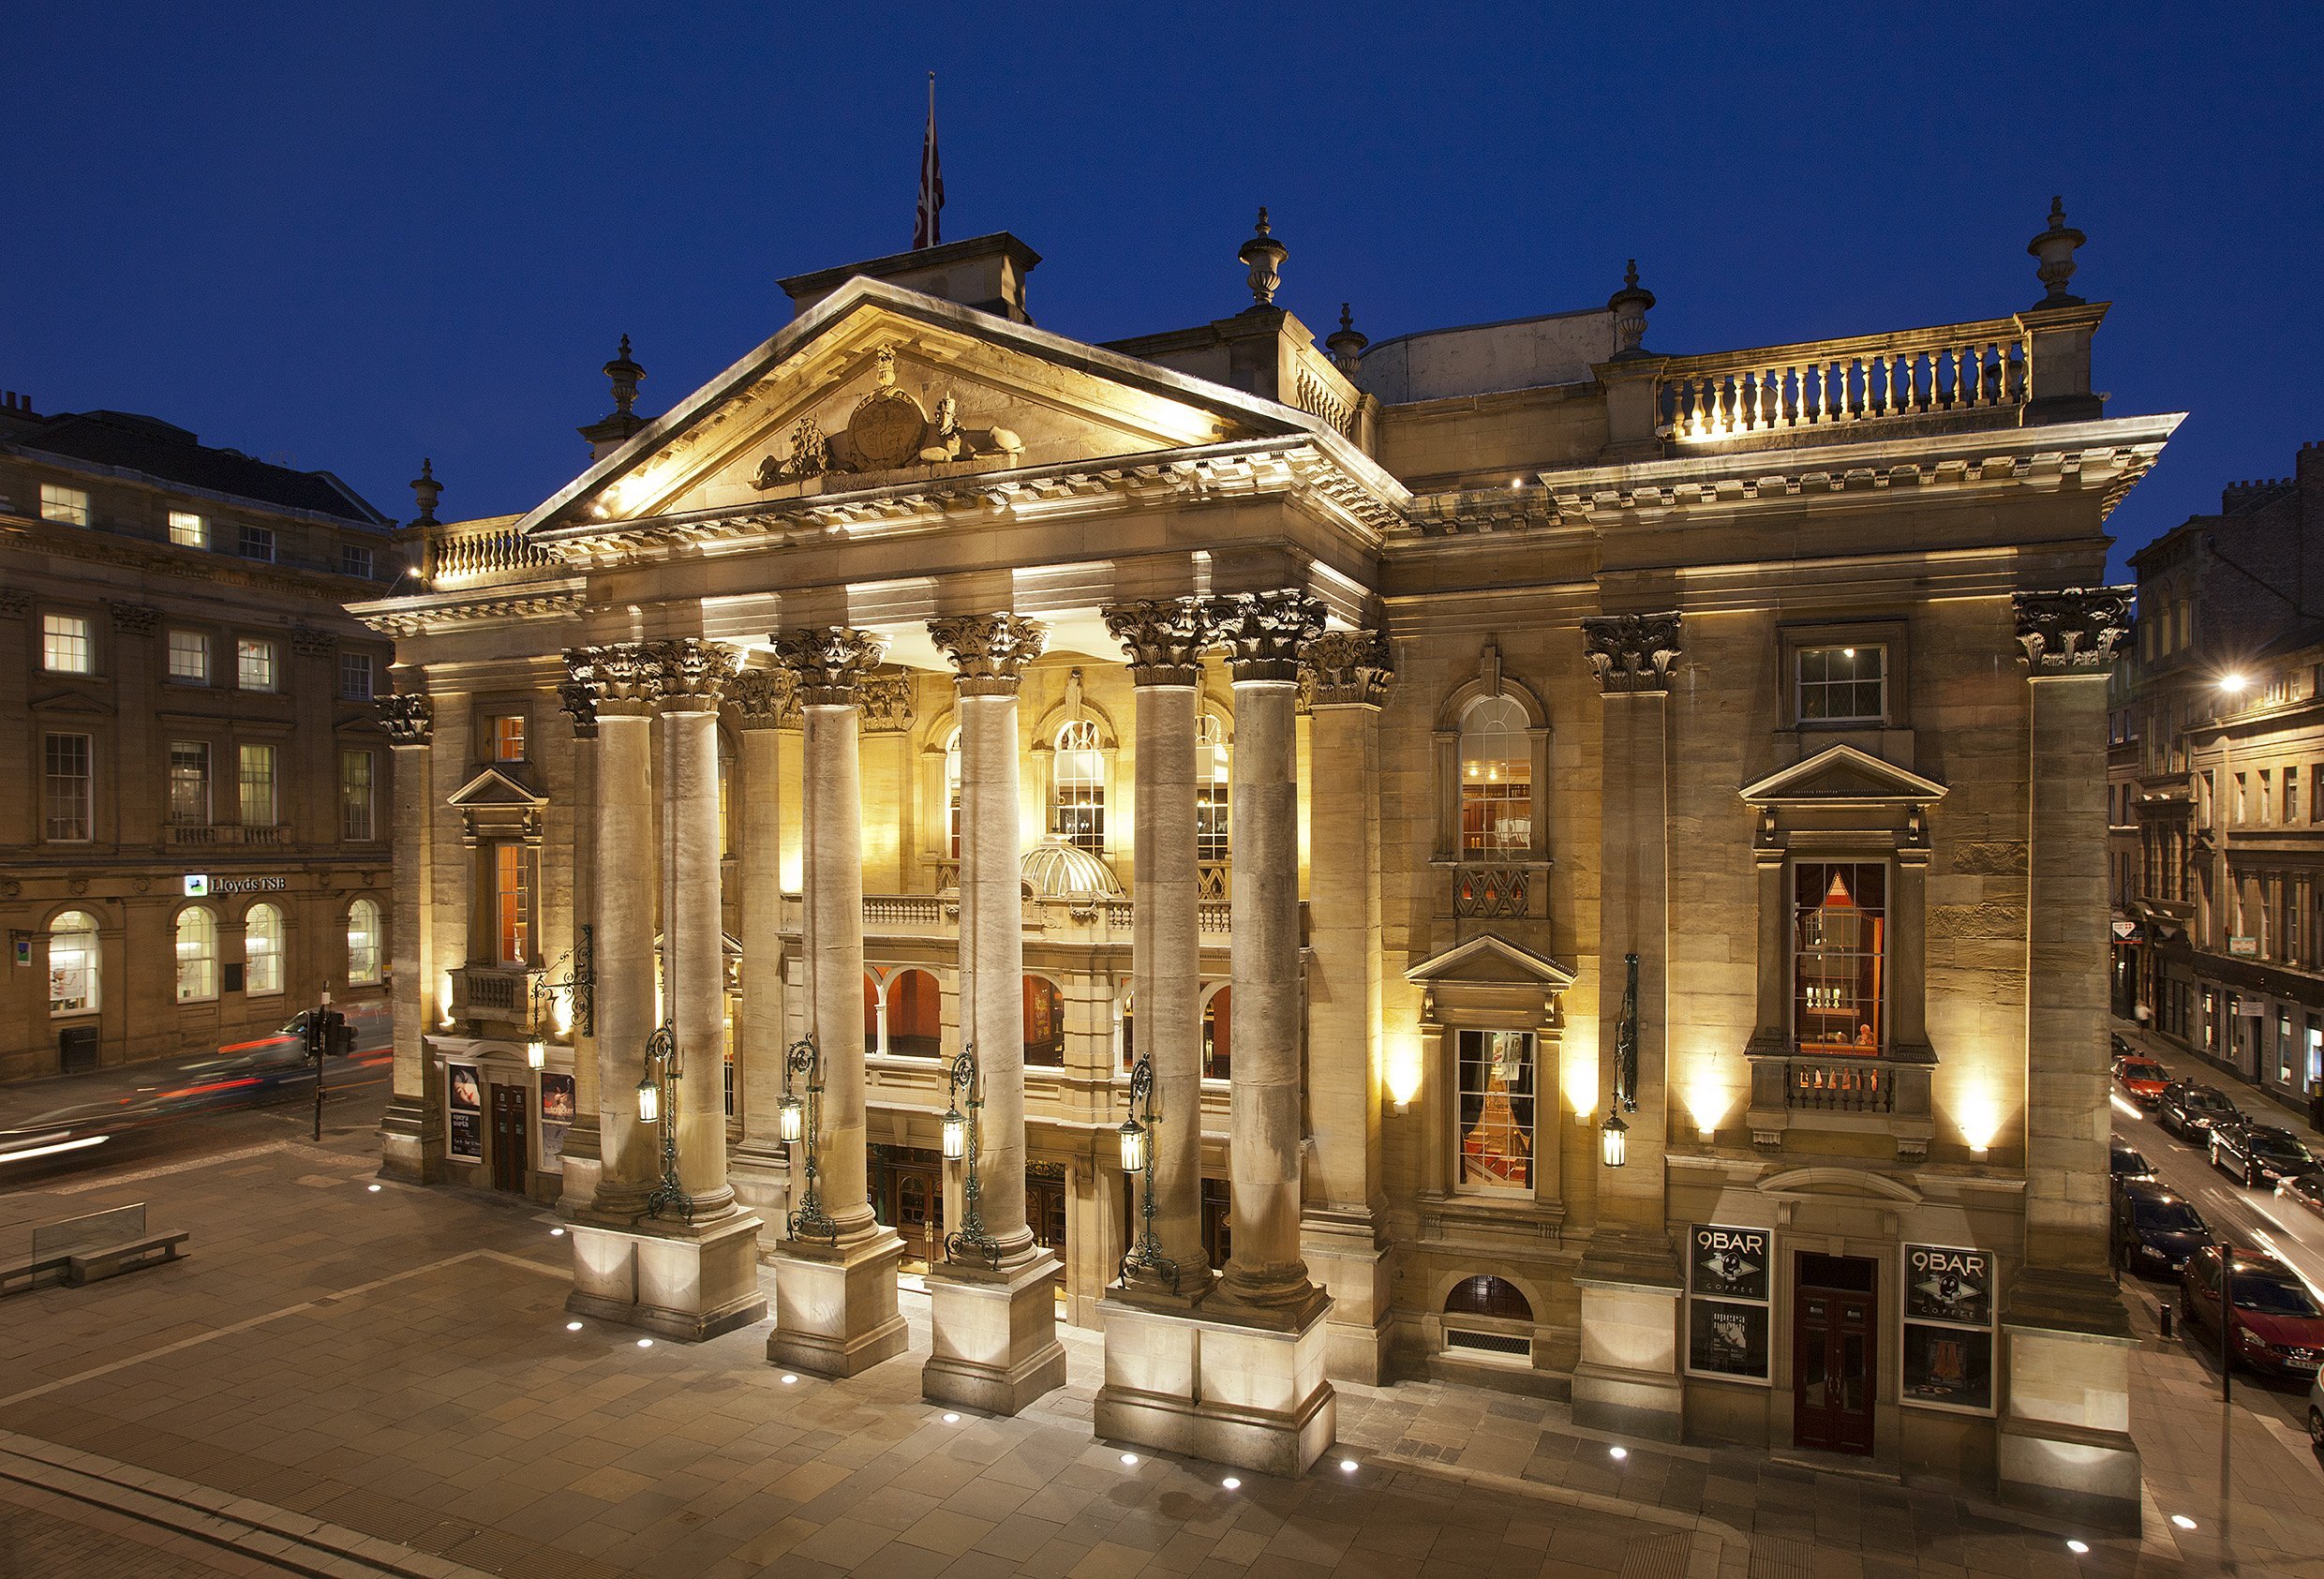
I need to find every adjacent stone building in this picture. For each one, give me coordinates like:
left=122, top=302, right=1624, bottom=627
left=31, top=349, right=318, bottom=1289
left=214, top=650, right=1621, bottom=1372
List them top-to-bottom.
left=358, top=204, right=2174, bottom=1520
left=0, top=396, right=399, bottom=1080
left=2115, top=440, right=2324, bottom=1108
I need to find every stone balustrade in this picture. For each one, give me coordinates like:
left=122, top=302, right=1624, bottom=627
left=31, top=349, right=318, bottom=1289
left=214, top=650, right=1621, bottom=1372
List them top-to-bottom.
left=1657, top=319, right=2031, bottom=443
left=424, top=518, right=563, bottom=588
left=787, top=892, right=1240, bottom=940
left=450, top=963, right=546, bottom=1029
left=1743, top=1047, right=1935, bottom=1161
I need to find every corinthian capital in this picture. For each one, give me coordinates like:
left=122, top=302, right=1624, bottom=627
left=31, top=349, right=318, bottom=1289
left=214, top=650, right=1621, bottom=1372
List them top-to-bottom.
left=2014, top=587, right=2130, bottom=675
left=1205, top=590, right=1325, bottom=683
left=1103, top=598, right=1209, bottom=687
left=1582, top=612, right=1683, bottom=693
left=929, top=614, right=1048, bottom=696
left=770, top=626, right=888, bottom=707
left=1300, top=629, right=1393, bottom=708
left=649, top=638, right=737, bottom=711
left=568, top=642, right=662, bottom=717
left=726, top=665, right=798, bottom=730
left=557, top=674, right=598, bottom=739
left=376, top=691, right=434, bottom=746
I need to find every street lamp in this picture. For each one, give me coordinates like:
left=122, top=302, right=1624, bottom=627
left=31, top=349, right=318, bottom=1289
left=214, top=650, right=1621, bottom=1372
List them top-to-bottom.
left=1603, top=951, right=1641, bottom=1169
left=638, top=1021, right=693, bottom=1221
left=782, top=1035, right=839, bottom=1244
left=526, top=1037, right=546, bottom=1072
left=941, top=1044, right=1002, bottom=1269
left=1115, top=1050, right=1178, bottom=1291
left=1601, top=1109, right=1629, bottom=1169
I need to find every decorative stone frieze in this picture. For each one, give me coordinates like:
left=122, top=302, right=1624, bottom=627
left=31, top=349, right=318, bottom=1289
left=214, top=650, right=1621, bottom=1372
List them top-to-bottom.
left=2014, top=588, right=2130, bottom=675
left=1204, top=590, right=1325, bottom=683
left=1103, top=599, right=1209, bottom=687
left=106, top=601, right=160, bottom=636
left=1582, top=612, right=1684, bottom=693
left=928, top=614, right=1048, bottom=696
left=290, top=624, right=337, bottom=658
left=770, top=627, right=887, bottom=707
left=1299, top=629, right=1393, bottom=708
left=648, top=637, right=737, bottom=711
left=725, top=666, right=798, bottom=730
left=557, top=676, right=598, bottom=739
left=376, top=692, right=434, bottom=747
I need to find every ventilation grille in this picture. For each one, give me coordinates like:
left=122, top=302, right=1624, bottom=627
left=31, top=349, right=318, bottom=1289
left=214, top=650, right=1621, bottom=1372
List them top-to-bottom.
left=1445, top=1327, right=1530, bottom=1358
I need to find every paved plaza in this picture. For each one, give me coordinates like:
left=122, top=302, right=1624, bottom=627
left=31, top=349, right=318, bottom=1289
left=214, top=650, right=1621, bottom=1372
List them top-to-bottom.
left=1, top=1128, right=2317, bottom=1577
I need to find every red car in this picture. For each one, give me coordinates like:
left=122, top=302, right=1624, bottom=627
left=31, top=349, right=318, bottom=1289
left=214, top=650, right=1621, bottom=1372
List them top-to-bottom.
left=2114, top=1055, right=2170, bottom=1107
left=2180, top=1244, right=2324, bottom=1378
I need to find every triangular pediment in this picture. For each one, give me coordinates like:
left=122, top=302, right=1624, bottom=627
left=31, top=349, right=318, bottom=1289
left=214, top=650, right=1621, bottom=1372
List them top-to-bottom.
left=522, top=278, right=1343, bottom=534
left=31, top=690, right=116, bottom=717
left=1739, top=744, right=1946, bottom=808
left=447, top=766, right=546, bottom=809
left=1405, top=933, right=1577, bottom=991
left=1756, top=1165, right=1924, bottom=1206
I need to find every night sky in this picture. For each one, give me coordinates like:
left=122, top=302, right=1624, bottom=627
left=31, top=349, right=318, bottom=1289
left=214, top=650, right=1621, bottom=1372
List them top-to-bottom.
left=4, top=4, right=2317, bottom=577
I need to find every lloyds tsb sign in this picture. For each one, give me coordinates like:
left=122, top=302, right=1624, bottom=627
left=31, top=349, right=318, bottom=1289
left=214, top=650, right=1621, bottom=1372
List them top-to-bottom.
left=183, top=874, right=289, bottom=897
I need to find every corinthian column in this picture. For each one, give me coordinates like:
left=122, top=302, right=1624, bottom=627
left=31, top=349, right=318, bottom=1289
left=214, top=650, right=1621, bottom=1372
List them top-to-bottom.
left=1101, top=598, right=1212, bottom=1295
left=766, top=627, right=908, bottom=1377
left=727, top=666, right=796, bottom=1247
left=553, top=674, right=602, bottom=1214
left=377, top=690, right=441, bottom=1184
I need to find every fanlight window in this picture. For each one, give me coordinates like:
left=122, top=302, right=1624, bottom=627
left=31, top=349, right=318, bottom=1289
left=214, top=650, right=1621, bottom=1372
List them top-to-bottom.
left=1458, top=697, right=1531, bottom=857
left=1051, top=720, right=1105, bottom=855
left=246, top=902, right=285, bottom=996
left=49, top=910, right=98, bottom=1016
left=1445, top=1274, right=1533, bottom=1320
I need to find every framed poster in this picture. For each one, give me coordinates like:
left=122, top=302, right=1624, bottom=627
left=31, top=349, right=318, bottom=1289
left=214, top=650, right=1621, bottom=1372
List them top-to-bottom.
left=448, top=1063, right=483, bottom=1162
left=538, top=1071, right=575, bottom=1172
left=1687, top=1224, right=1774, bottom=1381
left=1901, top=1244, right=1996, bottom=1414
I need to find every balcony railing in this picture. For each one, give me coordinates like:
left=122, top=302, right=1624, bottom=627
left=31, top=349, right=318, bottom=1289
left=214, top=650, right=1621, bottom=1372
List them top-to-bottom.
left=1657, top=319, right=2029, bottom=444
left=424, top=518, right=562, bottom=589
left=169, top=824, right=290, bottom=847
left=1452, top=864, right=1532, bottom=919
left=451, top=964, right=544, bottom=1028
left=1745, top=1047, right=1934, bottom=1159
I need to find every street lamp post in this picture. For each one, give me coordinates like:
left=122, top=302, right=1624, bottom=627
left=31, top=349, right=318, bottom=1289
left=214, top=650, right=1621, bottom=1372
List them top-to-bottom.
left=1602, top=950, right=1640, bottom=1168
left=637, top=1020, right=693, bottom=1221
left=781, top=1035, right=839, bottom=1245
left=940, top=1043, right=1002, bottom=1269
left=1114, top=1050, right=1178, bottom=1291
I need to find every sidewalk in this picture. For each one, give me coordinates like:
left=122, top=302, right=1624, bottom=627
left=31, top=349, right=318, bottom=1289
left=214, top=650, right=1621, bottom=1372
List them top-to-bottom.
left=0, top=1125, right=2302, bottom=1578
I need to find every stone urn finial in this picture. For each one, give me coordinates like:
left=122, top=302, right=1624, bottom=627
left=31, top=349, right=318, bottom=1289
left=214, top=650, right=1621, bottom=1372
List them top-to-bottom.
left=2028, top=196, right=2086, bottom=308
left=1239, top=206, right=1288, bottom=308
left=1607, top=259, right=1656, bottom=359
left=1325, top=302, right=1368, bottom=375
left=603, top=335, right=644, bottom=416
left=410, top=458, right=441, bottom=527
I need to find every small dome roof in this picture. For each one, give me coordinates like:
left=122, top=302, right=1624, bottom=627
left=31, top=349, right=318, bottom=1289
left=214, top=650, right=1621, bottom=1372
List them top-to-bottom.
left=1020, top=837, right=1125, bottom=900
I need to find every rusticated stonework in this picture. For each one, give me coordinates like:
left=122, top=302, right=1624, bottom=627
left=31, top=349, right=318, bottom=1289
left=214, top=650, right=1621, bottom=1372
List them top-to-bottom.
left=2014, top=588, right=2130, bottom=674
left=1205, top=590, right=1324, bottom=683
left=1103, top=599, right=1210, bottom=687
left=1581, top=612, right=1684, bottom=693
left=929, top=614, right=1048, bottom=697
left=771, top=627, right=887, bottom=707
left=1300, top=629, right=1394, bottom=708
left=649, top=638, right=738, bottom=710
left=726, top=666, right=798, bottom=730
left=376, top=692, right=433, bottom=746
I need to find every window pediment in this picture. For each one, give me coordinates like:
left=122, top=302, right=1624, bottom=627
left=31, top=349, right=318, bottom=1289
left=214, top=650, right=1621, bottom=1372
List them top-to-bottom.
left=1740, top=744, right=1945, bottom=810
left=447, top=765, right=546, bottom=809
left=1407, top=933, right=1577, bottom=991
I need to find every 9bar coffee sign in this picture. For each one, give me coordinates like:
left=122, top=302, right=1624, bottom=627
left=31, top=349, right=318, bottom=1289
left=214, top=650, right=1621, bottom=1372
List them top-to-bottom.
left=1687, top=1225, right=1772, bottom=1381
left=1901, top=1244, right=1995, bottom=1413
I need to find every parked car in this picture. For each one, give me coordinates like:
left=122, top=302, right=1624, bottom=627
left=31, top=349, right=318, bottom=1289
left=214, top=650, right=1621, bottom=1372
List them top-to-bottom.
left=2111, top=1032, right=2136, bottom=1062
left=2112, top=1055, right=2171, bottom=1107
left=2159, top=1081, right=2241, bottom=1142
left=2212, top=1118, right=2319, bottom=1188
left=2110, top=1135, right=2158, bottom=1192
left=2279, top=1172, right=2324, bottom=1217
left=2112, top=1181, right=2212, bottom=1276
left=2182, top=1244, right=2324, bottom=1378
left=2310, top=1372, right=2324, bottom=1452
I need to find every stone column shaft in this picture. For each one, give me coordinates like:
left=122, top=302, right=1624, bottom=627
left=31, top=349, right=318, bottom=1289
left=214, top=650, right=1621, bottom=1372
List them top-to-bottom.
left=657, top=646, right=737, bottom=1217
left=732, top=671, right=791, bottom=1189
left=961, top=688, right=1033, bottom=1255
left=378, top=693, right=440, bottom=1183
left=804, top=698, right=874, bottom=1236
left=593, top=706, right=660, bottom=1210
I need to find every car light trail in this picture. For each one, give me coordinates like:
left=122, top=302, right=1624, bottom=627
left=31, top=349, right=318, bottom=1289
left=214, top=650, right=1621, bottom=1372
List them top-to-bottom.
left=2109, top=1093, right=2145, bottom=1121
left=0, top=1133, right=109, bottom=1164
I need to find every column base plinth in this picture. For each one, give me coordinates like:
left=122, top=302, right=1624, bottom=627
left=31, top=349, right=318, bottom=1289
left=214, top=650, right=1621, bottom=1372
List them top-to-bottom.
left=378, top=1095, right=442, bottom=1184
left=1301, top=1210, right=1393, bottom=1384
left=564, top=1214, right=768, bottom=1341
left=767, top=1229, right=909, bottom=1378
left=1571, top=1237, right=1684, bottom=1442
left=922, top=1252, right=1066, bottom=1415
left=1995, top=1267, right=2140, bottom=1533
left=1096, top=1290, right=1336, bottom=1476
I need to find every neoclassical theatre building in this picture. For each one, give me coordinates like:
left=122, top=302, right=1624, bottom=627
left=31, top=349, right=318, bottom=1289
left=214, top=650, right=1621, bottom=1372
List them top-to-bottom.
left=358, top=205, right=2174, bottom=1519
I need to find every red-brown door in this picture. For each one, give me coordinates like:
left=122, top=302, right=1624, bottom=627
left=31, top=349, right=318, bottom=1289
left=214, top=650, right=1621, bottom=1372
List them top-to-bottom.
left=489, top=1085, right=528, bottom=1193
left=1794, top=1272, right=1877, bottom=1454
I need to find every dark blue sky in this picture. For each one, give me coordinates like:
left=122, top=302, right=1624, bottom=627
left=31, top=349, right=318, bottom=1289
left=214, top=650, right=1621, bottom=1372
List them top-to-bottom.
left=4, top=4, right=2317, bottom=577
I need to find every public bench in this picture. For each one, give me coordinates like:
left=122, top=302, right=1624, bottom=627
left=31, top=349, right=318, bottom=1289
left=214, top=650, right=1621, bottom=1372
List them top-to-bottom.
left=0, top=1203, right=187, bottom=1294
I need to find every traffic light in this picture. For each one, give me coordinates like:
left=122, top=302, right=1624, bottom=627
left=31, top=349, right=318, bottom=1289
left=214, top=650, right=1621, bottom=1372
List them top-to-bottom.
left=325, top=1010, right=353, bottom=1058
left=304, top=1012, right=325, bottom=1058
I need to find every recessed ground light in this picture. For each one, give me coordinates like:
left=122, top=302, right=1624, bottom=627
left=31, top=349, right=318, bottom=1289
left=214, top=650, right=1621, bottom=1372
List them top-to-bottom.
left=366, top=1184, right=381, bottom=1193
left=550, top=1227, right=565, bottom=1237
left=565, top=1321, right=583, bottom=1332
left=636, top=1338, right=653, bottom=1348
left=781, top=1375, right=797, bottom=1385
left=942, top=1412, right=961, bottom=1423
left=1609, top=1446, right=1628, bottom=1461
left=1120, top=1453, right=1140, bottom=1467
left=1339, top=1459, right=1357, bottom=1472
left=1221, top=1477, right=1241, bottom=1490
left=2170, top=1515, right=2197, bottom=1531
left=2067, top=1540, right=2090, bottom=1555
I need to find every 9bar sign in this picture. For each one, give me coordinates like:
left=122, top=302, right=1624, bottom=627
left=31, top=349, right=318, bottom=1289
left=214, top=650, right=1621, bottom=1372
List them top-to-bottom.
left=1687, top=1224, right=1773, bottom=1382
left=1691, top=1225, right=1770, bottom=1302
left=1902, top=1244, right=1996, bottom=1414
left=1905, top=1244, right=1992, bottom=1327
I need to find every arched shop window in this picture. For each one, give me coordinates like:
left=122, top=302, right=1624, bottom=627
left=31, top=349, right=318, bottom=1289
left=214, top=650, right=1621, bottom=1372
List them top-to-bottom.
left=1458, top=696, right=1531, bottom=857
left=347, top=899, right=381, bottom=986
left=245, top=902, right=285, bottom=996
left=176, top=906, right=218, bottom=1002
left=49, top=910, right=97, bottom=1016
left=888, top=970, right=942, bottom=1058
left=1201, top=987, right=1231, bottom=1080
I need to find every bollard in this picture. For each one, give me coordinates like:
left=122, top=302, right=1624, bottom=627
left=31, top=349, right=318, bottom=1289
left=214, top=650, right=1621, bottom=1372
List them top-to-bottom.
left=2158, top=1302, right=2173, bottom=1339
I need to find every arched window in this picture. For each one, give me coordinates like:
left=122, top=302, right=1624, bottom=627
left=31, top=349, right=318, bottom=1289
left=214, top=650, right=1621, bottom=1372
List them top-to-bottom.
left=1458, top=696, right=1531, bottom=857
left=1195, top=712, right=1230, bottom=870
left=1051, top=720, right=1105, bottom=854
left=945, top=727, right=963, bottom=859
left=347, top=899, right=381, bottom=986
left=246, top=902, right=285, bottom=996
left=176, top=906, right=218, bottom=1002
left=49, top=910, right=97, bottom=1016
left=888, top=969, right=942, bottom=1058
left=864, top=971, right=883, bottom=1057
left=1023, top=976, right=1065, bottom=1067
left=1201, top=986, right=1231, bottom=1081
left=1444, top=1275, right=1533, bottom=1321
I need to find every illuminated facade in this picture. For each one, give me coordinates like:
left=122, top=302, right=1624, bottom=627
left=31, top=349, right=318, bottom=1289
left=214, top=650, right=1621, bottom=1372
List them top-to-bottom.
left=359, top=208, right=2175, bottom=1518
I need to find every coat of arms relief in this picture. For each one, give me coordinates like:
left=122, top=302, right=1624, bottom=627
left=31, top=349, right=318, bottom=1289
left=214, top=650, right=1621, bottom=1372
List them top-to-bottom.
left=752, top=345, right=1025, bottom=488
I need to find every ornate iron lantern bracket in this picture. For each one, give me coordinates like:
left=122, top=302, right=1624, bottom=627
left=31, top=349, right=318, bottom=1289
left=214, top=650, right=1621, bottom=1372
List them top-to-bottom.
left=782, top=1035, right=840, bottom=1245
left=941, top=1044, right=1004, bottom=1270
left=1115, top=1050, right=1180, bottom=1292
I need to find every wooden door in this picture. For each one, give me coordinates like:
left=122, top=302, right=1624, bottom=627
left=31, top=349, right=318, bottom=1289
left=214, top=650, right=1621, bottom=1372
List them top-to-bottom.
left=489, top=1085, right=528, bottom=1193
left=889, top=1163, right=945, bottom=1265
left=1028, top=1173, right=1067, bottom=1284
left=1794, top=1274, right=1877, bottom=1454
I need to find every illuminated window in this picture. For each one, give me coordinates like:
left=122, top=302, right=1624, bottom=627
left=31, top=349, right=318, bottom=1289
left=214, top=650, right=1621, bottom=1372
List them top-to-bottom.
left=39, top=484, right=89, bottom=526
left=169, top=510, right=205, bottom=547
left=41, top=613, right=92, bottom=674
left=168, top=629, right=209, bottom=683
left=237, top=637, right=276, bottom=692
left=1797, top=645, right=1885, bottom=723
left=338, top=652, right=373, bottom=700
left=1458, top=696, right=1530, bottom=857
left=1196, top=713, right=1230, bottom=867
left=493, top=714, right=526, bottom=762
left=1051, top=720, right=1105, bottom=854
left=945, top=727, right=962, bottom=859
left=44, top=733, right=91, bottom=841
left=169, top=741, right=212, bottom=826
left=238, top=743, right=277, bottom=827
left=341, top=750, right=375, bottom=841
left=496, top=843, right=530, bottom=965
left=1794, top=862, right=1885, bottom=1052
left=347, top=899, right=381, bottom=985
left=245, top=902, right=284, bottom=996
left=175, top=906, right=217, bottom=1002
left=49, top=911, right=98, bottom=1016
left=887, top=969, right=942, bottom=1058
left=1023, top=976, right=1065, bottom=1067
left=1201, top=986, right=1232, bottom=1080
left=1456, top=1029, right=1534, bottom=1193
